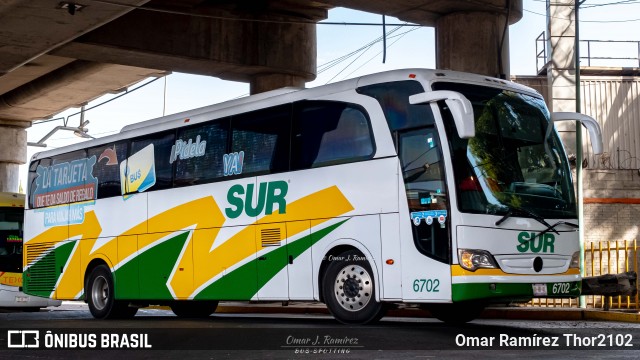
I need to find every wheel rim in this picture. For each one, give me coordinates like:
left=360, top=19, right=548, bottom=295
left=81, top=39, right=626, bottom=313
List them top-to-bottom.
left=333, top=264, right=372, bottom=312
left=92, top=275, right=109, bottom=311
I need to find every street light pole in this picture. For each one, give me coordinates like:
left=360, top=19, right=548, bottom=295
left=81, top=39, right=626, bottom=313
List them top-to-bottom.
left=575, top=0, right=586, bottom=309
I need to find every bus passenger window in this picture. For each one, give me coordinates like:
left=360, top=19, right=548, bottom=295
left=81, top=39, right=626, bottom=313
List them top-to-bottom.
left=292, top=101, right=374, bottom=170
left=230, top=105, right=291, bottom=176
left=174, top=119, right=229, bottom=186
left=129, top=131, right=175, bottom=192
left=87, top=141, right=128, bottom=199
left=30, top=150, right=87, bottom=208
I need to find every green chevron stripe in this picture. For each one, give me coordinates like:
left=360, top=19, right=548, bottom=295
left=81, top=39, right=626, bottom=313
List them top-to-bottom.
left=194, top=219, right=349, bottom=300
left=114, top=232, right=190, bottom=300
left=24, top=241, right=76, bottom=298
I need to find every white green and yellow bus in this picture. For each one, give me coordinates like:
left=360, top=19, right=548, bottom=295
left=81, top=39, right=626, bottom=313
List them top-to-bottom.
left=23, top=69, right=602, bottom=323
left=0, top=192, right=61, bottom=310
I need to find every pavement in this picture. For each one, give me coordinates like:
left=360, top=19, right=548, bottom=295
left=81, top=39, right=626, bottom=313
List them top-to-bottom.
left=13, top=299, right=635, bottom=323
left=145, top=301, right=640, bottom=323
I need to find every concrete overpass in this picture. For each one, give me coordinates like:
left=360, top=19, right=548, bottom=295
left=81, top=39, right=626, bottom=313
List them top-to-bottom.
left=0, top=0, right=523, bottom=192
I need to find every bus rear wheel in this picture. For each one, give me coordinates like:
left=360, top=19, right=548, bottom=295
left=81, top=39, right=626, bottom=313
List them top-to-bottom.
left=322, top=249, right=386, bottom=324
left=86, top=264, right=137, bottom=319
left=170, top=301, right=218, bottom=318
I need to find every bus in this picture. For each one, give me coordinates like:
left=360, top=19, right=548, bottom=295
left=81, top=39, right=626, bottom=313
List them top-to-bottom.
left=23, top=69, right=602, bottom=323
left=0, top=192, right=61, bottom=310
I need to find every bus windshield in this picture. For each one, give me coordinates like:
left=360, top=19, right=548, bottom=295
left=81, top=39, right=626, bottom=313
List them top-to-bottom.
left=434, top=82, right=576, bottom=219
left=0, top=207, right=23, bottom=273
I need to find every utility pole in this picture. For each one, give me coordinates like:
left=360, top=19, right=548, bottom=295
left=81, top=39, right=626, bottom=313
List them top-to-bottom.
left=575, top=0, right=586, bottom=309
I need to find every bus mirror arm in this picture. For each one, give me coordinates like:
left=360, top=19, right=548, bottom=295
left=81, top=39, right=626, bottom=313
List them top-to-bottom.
left=409, top=91, right=475, bottom=139
left=551, top=112, right=604, bottom=155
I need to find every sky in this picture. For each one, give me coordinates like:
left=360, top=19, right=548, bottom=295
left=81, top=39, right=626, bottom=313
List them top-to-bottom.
left=18, top=0, right=640, bottom=187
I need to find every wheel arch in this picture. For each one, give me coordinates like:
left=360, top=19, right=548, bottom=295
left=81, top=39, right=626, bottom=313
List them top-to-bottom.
left=316, top=239, right=381, bottom=303
left=83, top=256, right=112, bottom=302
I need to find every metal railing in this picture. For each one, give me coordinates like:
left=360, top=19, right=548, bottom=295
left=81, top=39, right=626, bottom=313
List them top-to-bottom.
left=535, top=31, right=640, bottom=73
left=536, top=31, right=547, bottom=74
left=581, top=40, right=640, bottom=68
left=528, top=239, right=639, bottom=309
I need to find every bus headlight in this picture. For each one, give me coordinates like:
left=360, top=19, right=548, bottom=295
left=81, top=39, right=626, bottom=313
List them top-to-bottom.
left=458, top=249, right=498, bottom=271
left=569, top=251, right=580, bottom=268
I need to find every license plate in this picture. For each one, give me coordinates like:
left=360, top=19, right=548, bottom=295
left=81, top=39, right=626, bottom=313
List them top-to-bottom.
left=532, top=283, right=547, bottom=296
left=15, top=296, right=29, bottom=303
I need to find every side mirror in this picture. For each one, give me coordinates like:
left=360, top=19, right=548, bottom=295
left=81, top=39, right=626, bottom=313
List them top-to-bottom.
left=409, top=91, right=475, bottom=139
left=551, top=112, right=603, bottom=155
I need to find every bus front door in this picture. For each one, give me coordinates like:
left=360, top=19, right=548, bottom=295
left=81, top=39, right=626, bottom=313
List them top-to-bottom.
left=398, top=126, right=452, bottom=301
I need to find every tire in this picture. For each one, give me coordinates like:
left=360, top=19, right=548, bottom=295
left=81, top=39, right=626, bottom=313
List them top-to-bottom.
left=322, top=249, right=386, bottom=324
left=86, top=264, right=137, bottom=319
left=170, top=301, right=218, bottom=318
left=424, top=301, right=485, bottom=324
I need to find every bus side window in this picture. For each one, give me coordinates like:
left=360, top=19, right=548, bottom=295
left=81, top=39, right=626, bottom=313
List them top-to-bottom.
left=357, top=80, right=431, bottom=134
left=291, top=101, right=374, bottom=170
left=230, top=105, right=291, bottom=176
left=173, top=119, right=229, bottom=186
left=128, top=131, right=175, bottom=192
left=87, top=141, right=129, bottom=199
left=30, top=150, right=87, bottom=208
left=28, top=159, right=46, bottom=209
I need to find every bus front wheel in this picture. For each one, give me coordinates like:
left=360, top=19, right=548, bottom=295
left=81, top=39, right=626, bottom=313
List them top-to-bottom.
left=322, top=249, right=386, bottom=324
left=86, top=264, right=137, bottom=319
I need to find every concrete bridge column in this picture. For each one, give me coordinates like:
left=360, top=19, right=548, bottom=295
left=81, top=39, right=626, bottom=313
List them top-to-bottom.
left=435, top=11, right=510, bottom=78
left=250, top=74, right=306, bottom=95
left=0, top=123, right=28, bottom=193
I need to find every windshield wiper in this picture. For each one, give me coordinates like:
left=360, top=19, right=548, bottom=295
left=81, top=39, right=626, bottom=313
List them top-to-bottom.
left=494, top=206, right=557, bottom=232
left=496, top=206, right=580, bottom=245
left=536, top=220, right=579, bottom=238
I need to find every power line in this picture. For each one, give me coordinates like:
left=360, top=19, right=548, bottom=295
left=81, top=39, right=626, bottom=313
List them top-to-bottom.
left=89, top=0, right=421, bottom=27
left=531, top=0, right=640, bottom=7
left=582, top=0, right=640, bottom=9
left=524, top=7, right=640, bottom=23
left=319, top=22, right=419, bottom=27
left=319, top=25, right=405, bottom=75
left=324, top=26, right=415, bottom=84
left=318, top=27, right=401, bottom=73
left=338, top=27, right=420, bottom=82
left=324, top=40, right=378, bottom=84
left=32, top=76, right=165, bottom=126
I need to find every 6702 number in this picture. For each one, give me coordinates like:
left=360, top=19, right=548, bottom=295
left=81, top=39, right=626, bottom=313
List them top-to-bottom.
left=413, top=279, right=440, bottom=292
left=552, top=282, right=572, bottom=294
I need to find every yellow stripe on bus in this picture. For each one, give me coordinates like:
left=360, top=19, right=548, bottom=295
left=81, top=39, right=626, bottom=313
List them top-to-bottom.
left=186, top=185, right=354, bottom=298
left=51, top=211, right=103, bottom=299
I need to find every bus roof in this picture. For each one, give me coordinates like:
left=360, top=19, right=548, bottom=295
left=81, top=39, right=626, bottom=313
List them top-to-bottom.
left=30, top=68, right=542, bottom=162
left=0, top=192, right=25, bottom=208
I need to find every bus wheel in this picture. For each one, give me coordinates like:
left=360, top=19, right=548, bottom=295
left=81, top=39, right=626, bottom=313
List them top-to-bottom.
left=322, top=249, right=386, bottom=324
left=86, top=264, right=137, bottom=319
left=170, top=301, right=218, bottom=318
left=424, top=302, right=485, bottom=324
